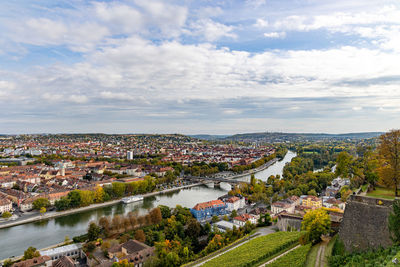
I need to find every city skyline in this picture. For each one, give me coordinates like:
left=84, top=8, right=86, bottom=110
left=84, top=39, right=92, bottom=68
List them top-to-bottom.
left=1, top=0, right=400, bottom=134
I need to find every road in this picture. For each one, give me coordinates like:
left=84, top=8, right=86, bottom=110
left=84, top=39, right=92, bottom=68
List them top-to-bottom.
left=315, top=237, right=330, bottom=267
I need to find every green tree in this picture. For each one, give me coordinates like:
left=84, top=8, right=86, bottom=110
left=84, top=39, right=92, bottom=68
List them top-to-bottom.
left=378, top=130, right=400, bottom=196
left=335, top=151, right=353, bottom=178
left=112, top=182, right=126, bottom=197
left=67, top=190, right=81, bottom=208
left=79, top=190, right=94, bottom=206
left=55, top=197, right=70, bottom=211
left=32, top=198, right=50, bottom=210
left=389, top=200, right=400, bottom=244
left=301, top=208, right=331, bottom=244
left=2, top=211, right=12, bottom=219
left=212, top=215, right=219, bottom=223
left=88, top=222, right=101, bottom=241
left=23, top=246, right=40, bottom=260
left=3, top=259, right=12, bottom=267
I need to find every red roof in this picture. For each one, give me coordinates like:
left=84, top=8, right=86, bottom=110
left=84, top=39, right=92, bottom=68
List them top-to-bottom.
left=192, top=199, right=225, bottom=210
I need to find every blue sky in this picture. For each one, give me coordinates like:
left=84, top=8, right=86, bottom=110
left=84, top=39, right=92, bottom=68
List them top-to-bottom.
left=1, top=0, right=400, bottom=134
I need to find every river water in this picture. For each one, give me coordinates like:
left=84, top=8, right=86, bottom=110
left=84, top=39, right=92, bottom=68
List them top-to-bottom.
left=0, top=151, right=296, bottom=260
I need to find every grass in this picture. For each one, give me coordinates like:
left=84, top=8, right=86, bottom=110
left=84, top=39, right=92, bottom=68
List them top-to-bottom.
left=361, top=184, right=369, bottom=192
left=366, top=186, right=396, bottom=199
left=202, top=231, right=303, bottom=267
left=324, top=235, right=337, bottom=267
left=305, top=243, right=321, bottom=267
left=266, top=244, right=312, bottom=267
left=386, top=251, right=400, bottom=267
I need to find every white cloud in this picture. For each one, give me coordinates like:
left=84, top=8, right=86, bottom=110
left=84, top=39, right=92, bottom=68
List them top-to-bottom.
left=254, top=18, right=268, bottom=28
left=190, top=19, right=237, bottom=41
left=264, top=32, right=286, bottom=38
left=69, top=95, right=88, bottom=104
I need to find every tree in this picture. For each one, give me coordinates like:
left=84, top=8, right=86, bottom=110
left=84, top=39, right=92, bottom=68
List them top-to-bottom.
left=378, top=130, right=400, bottom=196
left=335, top=151, right=353, bottom=178
left=112, top=182, right=126, bottom=197
left=94, top=186, right=105, bottom=203
left=68, top=190, right=81, bottom=208
left=79, top=190, right=94, bottom=206
left=55, top=197, right=70, bottom=211
left=32, top=198, right=50, bottom=210
left=389, top=200, right=400, bottom=244
left=159, top=205, right=171, bottom=219
left=40, top=207, right=46, bottom=215
left=149, top=207, right=162, bottom=224
left=301, top=209, right=331, bottom=244
left=230, top=210, right=238, bottom=219
left=2, top=211, right=12, bottom=219
left=212, top=215, right=219, bottom=223
left=186, top=218, right=201, bottom=238
left=88, top=222, right=101, bottom=241
left=135, top=229, right=146, bottom=242
left=64, top=235, right=70, bottom=245
left=23, top=246, right=40, bottom=260
left=3, top=259, right=12, bottom=267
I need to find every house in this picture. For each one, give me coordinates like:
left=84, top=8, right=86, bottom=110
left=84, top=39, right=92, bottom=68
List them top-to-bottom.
left=302, top=195, right=322, bottom=209
left=225, top=196, right=245, bottom=211
left=271, top=196, right=299, bottom=215
left=0, top=197, right=12, bottom=213
left=323, top=198, right=346, bottom=211
left=190, top=200, right=227, bottom=221
left=233, top=213, right=258, bottom=227
left=107, top=239, right=154, bottom=266
left=41, top=244, right=83, bottom=261
left=11, top=256, right=52, bottom=267
left=52, top=256, right=75, bottom=267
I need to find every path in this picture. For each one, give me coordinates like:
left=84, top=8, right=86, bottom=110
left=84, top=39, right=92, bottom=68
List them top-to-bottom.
left=192, top=226, right=277, bottom=267
left=315, top=237, right=330, bottom=267
left=258, top=245, right=301, bottom=266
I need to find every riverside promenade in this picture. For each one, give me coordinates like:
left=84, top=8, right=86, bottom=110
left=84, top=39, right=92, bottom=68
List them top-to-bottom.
left=0, top=182, right=204, bottom=230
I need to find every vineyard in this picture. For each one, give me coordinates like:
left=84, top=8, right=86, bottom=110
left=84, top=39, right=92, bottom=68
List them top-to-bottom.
left=202, top=231, right=304, bottom=267
left=266, top=244, right=312, bottom=267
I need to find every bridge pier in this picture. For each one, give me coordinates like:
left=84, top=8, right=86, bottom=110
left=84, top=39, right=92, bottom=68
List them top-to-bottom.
left=214, top=181, right=221, bottom=188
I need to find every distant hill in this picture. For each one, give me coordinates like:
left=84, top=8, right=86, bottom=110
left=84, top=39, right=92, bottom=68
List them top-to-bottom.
left=220, top=132, right=383, bottom=142
left=189, top=135, right=230, bottom=140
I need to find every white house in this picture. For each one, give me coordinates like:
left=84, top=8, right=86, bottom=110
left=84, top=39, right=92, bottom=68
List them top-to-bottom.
left=225, top=196, right=245, bottom=211
left=0, top=197, right=12, bottom=213
left=233, top=213, right=258, bottom=227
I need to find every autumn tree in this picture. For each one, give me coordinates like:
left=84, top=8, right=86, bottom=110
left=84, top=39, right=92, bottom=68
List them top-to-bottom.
left=378, top=130, right=400, bottom=196
left=94, top=186, right=105, bottom=203
left=149, top=208, right=162, bottom=224
left=301, top=208, right=331, bottom=244
left=99, top=216, right=110, bottom=236
left=135, top=229, right=146, bottom=242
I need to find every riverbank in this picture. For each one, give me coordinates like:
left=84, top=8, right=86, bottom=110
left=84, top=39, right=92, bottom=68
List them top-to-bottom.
left=228, top=158, right=279, bottom=180
left=0, top=182, right=205, bottom=230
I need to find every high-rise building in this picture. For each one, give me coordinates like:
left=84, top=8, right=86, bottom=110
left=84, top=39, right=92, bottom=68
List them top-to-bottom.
left=127, top=151, right=133, bottom=160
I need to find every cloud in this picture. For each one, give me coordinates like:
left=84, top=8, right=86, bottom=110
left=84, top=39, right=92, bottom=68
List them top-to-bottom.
left=254, top=18, right=268, bottom=28
left=189, top=19, right=237, bottom=41
left=263, top=32, right=286, bottom=38
left=69, top=95, right=88, bottom=104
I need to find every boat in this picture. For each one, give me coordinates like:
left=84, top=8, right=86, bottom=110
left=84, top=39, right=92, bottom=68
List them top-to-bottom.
left=121, top=195, right=144, bottom=204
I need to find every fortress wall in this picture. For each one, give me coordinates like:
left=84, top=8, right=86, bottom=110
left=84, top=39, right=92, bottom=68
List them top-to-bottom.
left=338, top=195, right=394, bottom=252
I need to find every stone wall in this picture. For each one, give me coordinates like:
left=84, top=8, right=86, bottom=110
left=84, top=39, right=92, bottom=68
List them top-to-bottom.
left=338, top=195, right=394, bottom=252
left=277, top=214, right=302, bottom=232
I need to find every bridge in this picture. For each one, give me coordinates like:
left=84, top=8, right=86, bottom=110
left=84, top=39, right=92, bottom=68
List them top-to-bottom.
left=184, top=175, right=250, bottom=189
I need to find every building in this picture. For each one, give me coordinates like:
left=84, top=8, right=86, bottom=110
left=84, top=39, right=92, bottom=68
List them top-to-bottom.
left=127, top=151, right=134, bottom=160
left=302, top=195, right=322, bottom=209
left=225, top=196, right=245, bottom=212
left=271, top=196, right=299, bottom=215
left=0, top=197, right=12, bottom=213
left=190, top=200, right=227, bottom=221
left=233, top=213, right=258, bottom=227
left=213, top=220, right=237, bottom=232
left=107, top=239, right=154, bottom=266
left=41, top=244, right=83, bottom=261
left=11, top=256, right=51, bottom=267
left=52, top=256, right=75, bottom=267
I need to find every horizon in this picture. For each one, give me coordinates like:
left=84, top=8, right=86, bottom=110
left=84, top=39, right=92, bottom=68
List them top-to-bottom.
left=1, top=1, right=400, bottom=133
left=0, top=130, right=385, bottom=136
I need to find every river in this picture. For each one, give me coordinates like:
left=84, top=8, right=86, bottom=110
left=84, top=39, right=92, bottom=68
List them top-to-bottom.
left=0, top=151, right=296, bottom=260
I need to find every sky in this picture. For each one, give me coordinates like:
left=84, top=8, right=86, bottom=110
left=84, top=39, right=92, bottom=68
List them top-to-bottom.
left=0, top=0, right=400, bottom=134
